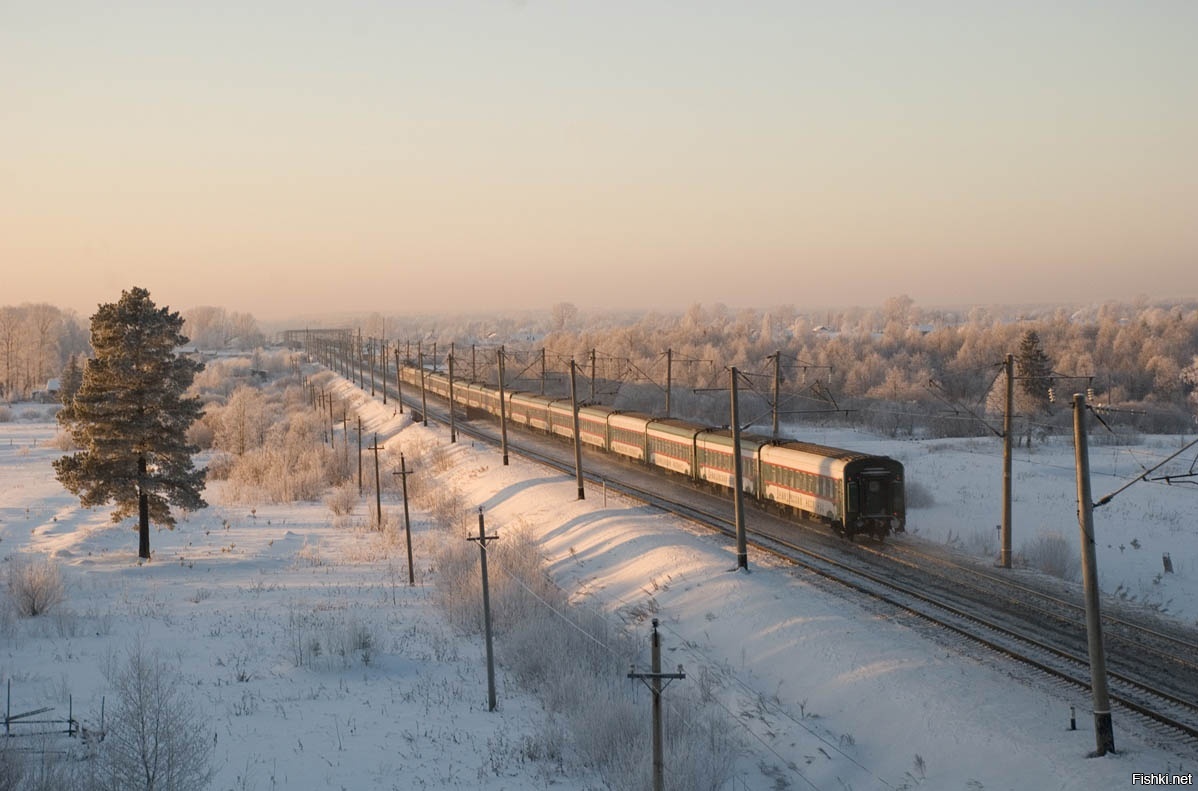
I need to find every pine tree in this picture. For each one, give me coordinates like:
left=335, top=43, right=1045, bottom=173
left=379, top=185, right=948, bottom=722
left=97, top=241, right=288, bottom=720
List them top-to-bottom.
left=54, top=288, right=207, bottom=559
left=1015, top=329, right=1053, bottom=446
left=1016, top=330, right=1053, bottom=405
left=59, top=353, right=83, bottom=407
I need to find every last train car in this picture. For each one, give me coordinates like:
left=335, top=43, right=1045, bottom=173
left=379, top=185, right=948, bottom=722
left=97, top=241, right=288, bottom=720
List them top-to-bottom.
left=759, top=441, right=904, bottom=540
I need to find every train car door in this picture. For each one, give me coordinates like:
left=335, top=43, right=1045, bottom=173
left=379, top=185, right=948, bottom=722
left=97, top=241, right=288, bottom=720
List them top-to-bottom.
left=859, top=473, right=895, bottom=516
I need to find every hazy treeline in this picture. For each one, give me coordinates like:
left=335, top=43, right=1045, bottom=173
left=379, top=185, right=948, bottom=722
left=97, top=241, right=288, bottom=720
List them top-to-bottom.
left=10, top=294, right=1198, bottom=437
left=374, top=297, right=1198, bottom=438
left=0, top=303, right=263, bottom=402
left=0, top=304, right=89, bottom=401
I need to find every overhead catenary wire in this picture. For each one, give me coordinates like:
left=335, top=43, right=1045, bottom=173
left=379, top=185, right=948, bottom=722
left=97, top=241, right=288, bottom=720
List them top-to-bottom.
left=1094, top=434, right=1198, bottom=508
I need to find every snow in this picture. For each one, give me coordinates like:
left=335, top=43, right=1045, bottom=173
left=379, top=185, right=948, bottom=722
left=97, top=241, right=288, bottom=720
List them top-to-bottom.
left=1, top=385, right=1195, bottom=790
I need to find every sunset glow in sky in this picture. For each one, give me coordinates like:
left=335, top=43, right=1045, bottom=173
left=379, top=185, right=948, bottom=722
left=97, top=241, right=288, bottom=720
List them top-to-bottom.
left=4, top=2, right=1196, bottom=320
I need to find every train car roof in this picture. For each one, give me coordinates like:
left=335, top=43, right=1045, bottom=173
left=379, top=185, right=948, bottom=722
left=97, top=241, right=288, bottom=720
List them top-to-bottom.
left=509, top=390, right=552, bottom=403
left=578, top=404, right=619, bottom=416
left=609, top=411, right=653, bottom=427
left=646, top=418, right=705, bottom=438
left=696, top=428, right=772, bottom=449
left=767, top=439, right=895, bottom=463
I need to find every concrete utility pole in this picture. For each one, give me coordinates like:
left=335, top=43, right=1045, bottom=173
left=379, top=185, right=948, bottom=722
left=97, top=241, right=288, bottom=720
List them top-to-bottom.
left=393, top=347, right=404, bottom=414
left=497, top=347, right=509, bottom=466
left=540, top=348, right=547, bottom=395
left=589, top=348, right=596, bottom=401
left=665, top=348, right=672, bottom=418
left=418, top=349, right=428, bottom=427
left=771, top=350, right=782, bottom=439
left=448, top=353, right=457, bottom=443
left=1000, top=353, right=1014, bottom=568
left=570, top=359, right=585, bottom=500
left=730, top=368, right=748, bottom=571
left=1073, top=393, right=1115, bottom=756
left=368, top=434, right=383, bottom=531
left=392, top=453, right=415, bottom=586
left=467, top=508, right=499, bottom=711
left=628, top=618, right=685, bottom=791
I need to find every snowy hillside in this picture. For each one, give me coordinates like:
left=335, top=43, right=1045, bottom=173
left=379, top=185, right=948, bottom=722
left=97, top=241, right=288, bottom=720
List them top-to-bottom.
left=1, top=377, right=1195, bottom=789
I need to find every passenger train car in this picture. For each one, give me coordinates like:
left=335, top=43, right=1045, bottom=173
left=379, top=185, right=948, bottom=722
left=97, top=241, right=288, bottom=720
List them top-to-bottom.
left=398, top=364, right=905, bottom=540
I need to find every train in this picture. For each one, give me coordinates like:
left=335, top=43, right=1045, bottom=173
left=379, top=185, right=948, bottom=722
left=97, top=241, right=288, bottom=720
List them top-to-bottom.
left=396, top=363, right=906, bottom=541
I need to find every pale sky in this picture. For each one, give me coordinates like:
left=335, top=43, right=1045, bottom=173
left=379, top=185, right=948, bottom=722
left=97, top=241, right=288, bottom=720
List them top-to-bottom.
left=4, top=1, right=1196, bottom=321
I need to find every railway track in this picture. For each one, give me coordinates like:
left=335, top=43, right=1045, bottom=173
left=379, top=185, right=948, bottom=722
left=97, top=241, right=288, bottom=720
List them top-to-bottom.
left=336, top=361, right=1198, bottom=752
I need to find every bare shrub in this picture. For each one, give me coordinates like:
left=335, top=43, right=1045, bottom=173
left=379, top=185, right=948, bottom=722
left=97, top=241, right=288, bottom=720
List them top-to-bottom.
left=0, top=406, right=11, bottom=422
left=185, top=419, right=215, bottom=450
left=49, top=430, right=77, bottom=451
left=226, top=443, right=335, bottom=503
left=204, top=451, right=236, bottom=482
left=904, top=479, right=935, bottom=509
left=325, top=481, right=359, bottom=516
left=963, top=526, right=998, bottom=558
left=1019, top=531, right=1079, bottom=581
left=7, top=557, right=66, bottom=617
left=283, top=603, right=375, bottom=670
left=92, top=645, right=213, bottom=791
left=0, top=735, right=89, bottom=790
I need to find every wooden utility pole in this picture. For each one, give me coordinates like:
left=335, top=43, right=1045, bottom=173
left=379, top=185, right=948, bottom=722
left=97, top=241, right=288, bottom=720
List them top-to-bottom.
left=357, top=329, right=363, bottom=388
left=369, top=338, right=376, bottom=396
left=380, top=338, right=388, bottom=405
left=471, top=344, right=477, bottom=382
left=393, top=347, right=404, bottom=414
left=497, top=347, right=509, bottom=465
left=540, top=348, right=547, bottom=395
left=418, top=349, right=428, bottom=427
left=448, top=352, right=457, bottom=443
left=1000, top=353, right=1014, bottom=568
left=570, top=358, right=585, bottom=500
left=731, top=368, right=748, bottom=571
left=1073, top=393, right=1115, bottom=755
left=342, top=408, right=349, bottom=473
left=357, top=416, right=363, bottom=495
left=368, top=434, right=383, bottom=531
left=392, top=453, right=415, bottom=586
left=467, top=508, right=499, bottom=711
left=628, top=618, right=685, bottom=791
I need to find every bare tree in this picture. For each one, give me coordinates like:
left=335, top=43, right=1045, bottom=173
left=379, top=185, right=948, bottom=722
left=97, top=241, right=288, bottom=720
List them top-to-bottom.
left=550, top=301, right=578, bottom=332
left=213, top=385, right=270, bottom=455
left=93, top=645, right=213, bottom=791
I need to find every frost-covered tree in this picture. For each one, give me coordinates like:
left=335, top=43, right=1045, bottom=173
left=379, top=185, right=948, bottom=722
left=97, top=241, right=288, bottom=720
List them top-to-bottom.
left=54, top=288, right=207, bottom=559
left=551, top=301, right=578, bottom=332
left=214, top=384, right=270, bottom=455
left=93, top=645, right=214, bottom=791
